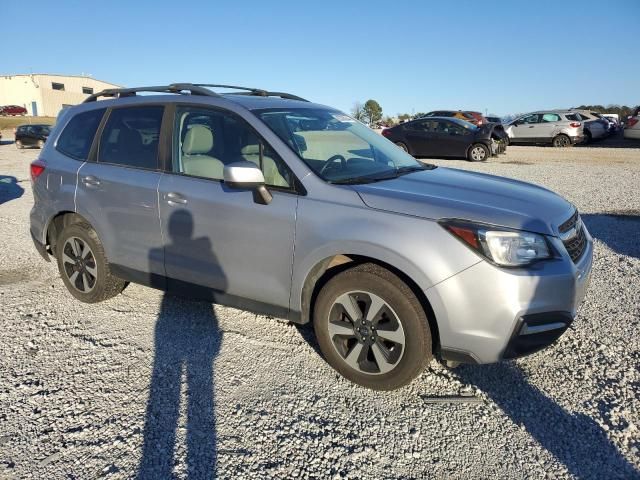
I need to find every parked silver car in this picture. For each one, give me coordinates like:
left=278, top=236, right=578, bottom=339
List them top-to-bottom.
left=29, top=84, right=593, bottom=390
left=569, top=110, right=609, bottom=142
left=505, top=111, right=584, bottom=147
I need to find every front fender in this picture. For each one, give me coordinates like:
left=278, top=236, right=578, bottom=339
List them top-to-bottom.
left=290, top=196, right=481, bottom=319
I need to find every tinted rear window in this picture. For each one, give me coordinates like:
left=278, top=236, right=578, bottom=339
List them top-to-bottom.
left=98, top=106, right=164, bottom=170
left=56, top=109, right=105, bottom=160
left=565, top=114, right=580, bottom=121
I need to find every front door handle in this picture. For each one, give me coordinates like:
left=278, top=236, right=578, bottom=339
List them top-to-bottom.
left=528, top=126, right=535, bottom=128
left=82, top=175, right=100, bottom=187
left=166, top=192, right=187, bottom=206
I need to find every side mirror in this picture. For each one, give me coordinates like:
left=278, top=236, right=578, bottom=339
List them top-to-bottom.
left=223, top=161, right=272, bottom=205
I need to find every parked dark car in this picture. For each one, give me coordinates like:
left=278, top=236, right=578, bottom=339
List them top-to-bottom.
left=0, top=105, right=28, bottom=116
left=422, top=110, right=478, bottom=124
left=382, top=116, right=505, bottom=161
left=486, top=116, right=502, bottom=124
left=15, top=124, right=52, bottom=149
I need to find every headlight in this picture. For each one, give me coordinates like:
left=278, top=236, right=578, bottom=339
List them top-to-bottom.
left=440, top=220, right=553, bottom=266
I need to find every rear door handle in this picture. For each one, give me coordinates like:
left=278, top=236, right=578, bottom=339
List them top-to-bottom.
left=528, top=126, right=535, bottom=128
left=82, top=175, right=101, bottom=187
left=166, top=192, right=187, bottom=206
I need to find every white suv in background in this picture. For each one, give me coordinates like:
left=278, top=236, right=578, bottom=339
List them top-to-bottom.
left=505, top=111, right=584, bottom=147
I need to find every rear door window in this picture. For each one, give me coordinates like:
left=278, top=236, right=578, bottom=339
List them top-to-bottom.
left=98, top=106, right=164, bottom=170
left=56, top=108, right=106, bottom=160
left=541, top=113, right=561, bottom=122
left=565, top=114, right=580, bottom=121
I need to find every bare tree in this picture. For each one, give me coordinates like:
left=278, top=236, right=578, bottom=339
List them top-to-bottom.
left=351, top=102, right=365, bottom=121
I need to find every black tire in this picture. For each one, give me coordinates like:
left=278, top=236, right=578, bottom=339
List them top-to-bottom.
left=583, top=130, right=592, bottom=144
left=552, top=134, right=571, bottom=148
left=395, top=142, right=409, bottom=153
left=467, top=143, right=489, bottom=162
left=55, top=221, right=126, bottom=303
left=313, top=263, right=432, bottom=390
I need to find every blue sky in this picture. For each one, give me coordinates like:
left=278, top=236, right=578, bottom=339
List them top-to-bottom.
left=3, top=0, right=638, bottom=116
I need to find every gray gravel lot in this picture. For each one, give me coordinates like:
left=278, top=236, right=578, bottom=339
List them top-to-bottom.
left=0, top=135, right=639, bottom=479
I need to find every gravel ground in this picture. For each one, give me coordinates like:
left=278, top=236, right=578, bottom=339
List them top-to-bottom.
left=0, top=136, right=639, bottom=479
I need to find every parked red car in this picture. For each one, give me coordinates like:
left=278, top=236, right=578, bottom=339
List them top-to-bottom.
left=0, top=105, right=27, bottom=116
left=464, top=111, right=488, bottom=126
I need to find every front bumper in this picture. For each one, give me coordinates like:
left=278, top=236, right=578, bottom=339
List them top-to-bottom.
left=426, top=227, right=593, bottom=364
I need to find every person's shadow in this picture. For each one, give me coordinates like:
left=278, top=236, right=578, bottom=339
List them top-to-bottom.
left=0, top=175, right=24, bottom=205
left=138, top=209, right=224, bottom=479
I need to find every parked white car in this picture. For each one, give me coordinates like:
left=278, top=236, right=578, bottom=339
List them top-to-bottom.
left=623, top=107, right=640, bottom=140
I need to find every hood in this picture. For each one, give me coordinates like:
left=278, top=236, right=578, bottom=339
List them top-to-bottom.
left=353, top=167, right=574, bottom=235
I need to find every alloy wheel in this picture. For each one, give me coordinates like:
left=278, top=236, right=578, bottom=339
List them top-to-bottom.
left=62, top=236, right=97, bottom=293
left=327, top=291, right=406, bottom=375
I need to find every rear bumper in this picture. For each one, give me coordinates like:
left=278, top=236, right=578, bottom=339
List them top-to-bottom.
left=570, top=135, right=584, bottom=144
left=30, top=229, right=50, bottom=261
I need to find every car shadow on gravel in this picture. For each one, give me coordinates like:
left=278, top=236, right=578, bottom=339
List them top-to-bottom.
left=0, top=175, right=24, bottom=205
left=137, top=210, right=223, bottom=479
left=581, top=212, right=640, bottom=259
left=457, top=363, right=639, bottom=478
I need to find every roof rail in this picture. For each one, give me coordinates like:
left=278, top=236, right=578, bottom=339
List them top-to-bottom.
left=82, top=83, right=309, bottom=104
left=83, top=84, right=219, bottom=103
left=193, top=84, right=309, bottom=102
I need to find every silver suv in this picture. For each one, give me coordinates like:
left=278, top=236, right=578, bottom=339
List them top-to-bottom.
left=29, top=84, right=593, bottom=390
left=505, top=111, right=584, bottom=146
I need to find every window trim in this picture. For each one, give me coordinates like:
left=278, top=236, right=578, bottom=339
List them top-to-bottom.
left=51, top=82, right=65, bottom=91
left=82, top=86, right=94, bottom=95
left=166, top=102, right=305, bottom=195
left=92, top=104, right=167, bottom=172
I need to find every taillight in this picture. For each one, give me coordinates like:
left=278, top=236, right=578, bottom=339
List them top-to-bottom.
left=628, top=118, right=639, bottom=128
left=569, top=122, right=581, bottom=128
left=381, top=129, right=392, bottom=137
left=30, top=160, right=46, bottom=183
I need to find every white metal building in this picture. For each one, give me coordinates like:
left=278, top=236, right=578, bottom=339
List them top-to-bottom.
left=0, top=74, right=121, bottom=117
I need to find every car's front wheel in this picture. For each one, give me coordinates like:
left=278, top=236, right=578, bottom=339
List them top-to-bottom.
left=15, top=140, right=23, bottom=149
left=37, top=140, right=45, bottom=149
left=468, top=143, right=489, bottom=162
left=56, top=221, right=126, bottom=303
left=313, top=263, right=432, bottom=390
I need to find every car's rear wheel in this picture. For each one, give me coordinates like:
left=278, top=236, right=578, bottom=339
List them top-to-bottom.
left=552, top=134, right=571, bottom=147
left=15, top=140, right=23, bottom=149
left=395, top=142, right=409, bottom=153
left=468, top=143, right=489, bottom=162
left=56, top=221, right=126, bottom=303
left=313, top=263, right=432, bottom=390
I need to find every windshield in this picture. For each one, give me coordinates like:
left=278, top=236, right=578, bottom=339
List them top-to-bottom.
left=255, top=108, right=431, bottom=184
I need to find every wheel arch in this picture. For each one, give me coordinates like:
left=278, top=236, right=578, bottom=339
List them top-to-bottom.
left=45, top=211, right=93, bottom=256
left=298, top=253, right=441, bottom=355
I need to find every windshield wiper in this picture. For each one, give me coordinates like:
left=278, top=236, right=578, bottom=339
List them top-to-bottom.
left=395, top=164, right=436, bottom=175
left=329, top=172, right=399, bottom=185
